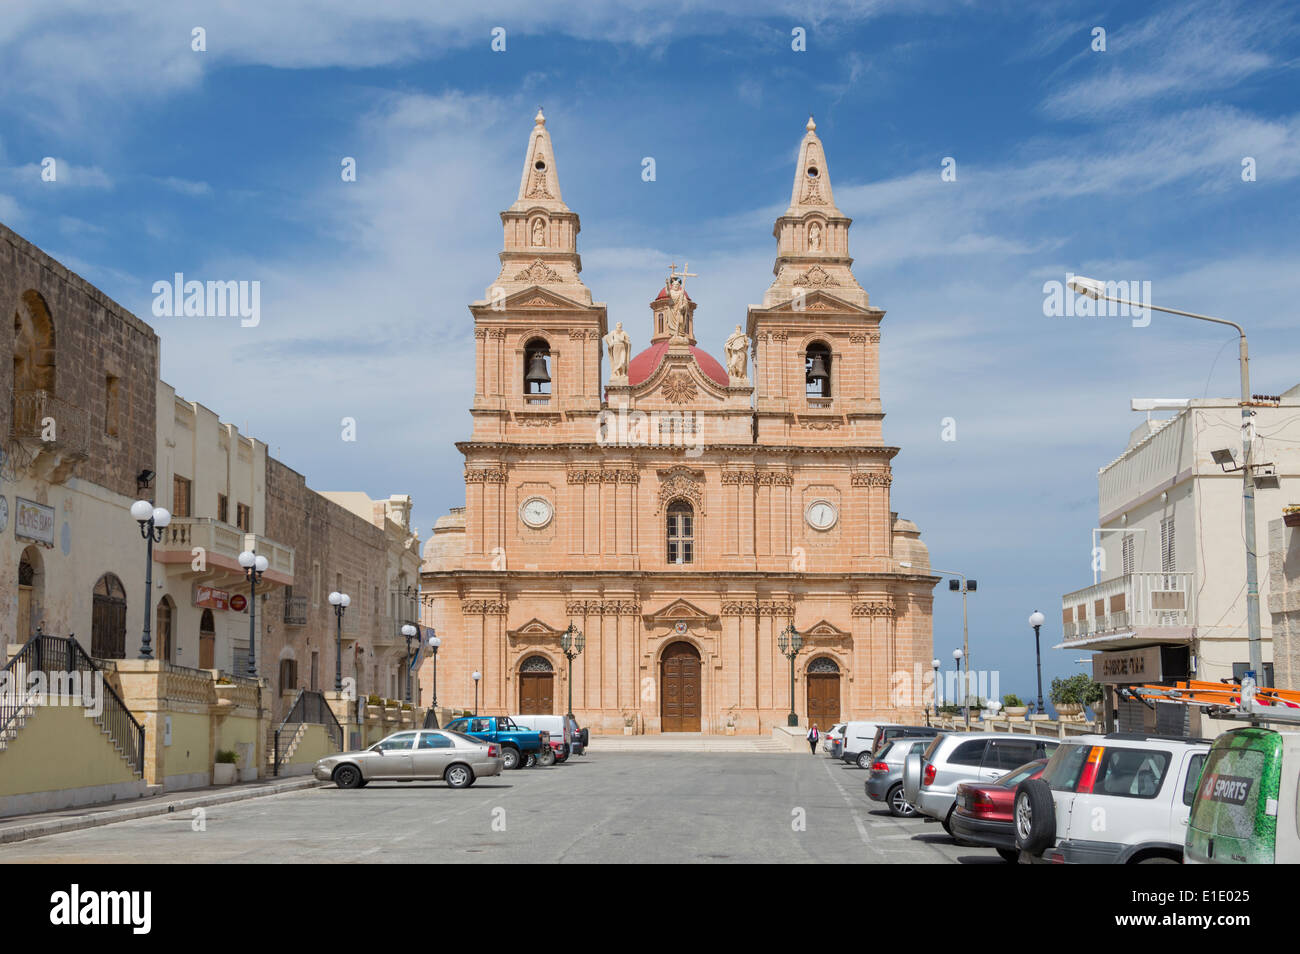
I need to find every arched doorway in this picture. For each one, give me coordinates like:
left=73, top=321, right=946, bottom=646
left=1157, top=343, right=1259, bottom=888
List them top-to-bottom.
left=18, top=546, right=44, bottom=639
left=91, top=573, right=127, bottom=659
left=157, top=596, right=175, bottom=663
left=199, top=609, right=216, bottom=669
left=660, top=641, right=702, bottom=732
left=518, top=655, right=554, bottom=714
left=806, top=656, right=841, bottom=730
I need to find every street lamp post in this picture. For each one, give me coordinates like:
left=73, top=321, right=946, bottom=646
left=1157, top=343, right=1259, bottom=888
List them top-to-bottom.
left=1069, top=276, right=1262, bottom=675
left=130, top=500, right=171, bottom=660
left=237, top=549, right=268, bottom=678
left=901, top=561, right=975, bottom=730
left=328, top=591, right=350, bottom=692
left=1028, top=610, right=1046, bottom=714
left=560, top=622, right=586, bottom=719
left=401, top=623, right=418, bottom=703
left=776, top=623, right=804, bottom=727
left=427, top=633, right=441, bottom=711
left=953, top=648, right=965, bottom=722
left=932, top=657, right=942, bottom=710
left=472, top=671, right=481, bottom=716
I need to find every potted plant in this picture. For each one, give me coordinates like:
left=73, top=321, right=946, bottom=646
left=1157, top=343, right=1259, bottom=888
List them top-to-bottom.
left=1285, top=505, right=1300, bottom=528
left=1051, top=674, right=1102, bottom=720
left=1002, top=694, right=1028, bottom=718
left=724, top=707, right=737, bottom=736
left=623, top=713, right=635, bottom=735
left=213, top=748, right=239, bottom=785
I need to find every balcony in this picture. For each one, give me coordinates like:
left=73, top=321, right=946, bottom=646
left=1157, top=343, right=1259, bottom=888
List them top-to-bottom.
left=9, top=389, right=89, bottom=482
left=155, top=517, right=294, bottom=587
left=1060, top=572, right=1196, bottom=649
left=284, top=595, right=308, bottom=626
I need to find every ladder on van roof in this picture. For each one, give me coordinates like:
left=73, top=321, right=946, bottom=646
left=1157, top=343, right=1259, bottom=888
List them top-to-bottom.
left=1120, top=678, right=1300, bottom=727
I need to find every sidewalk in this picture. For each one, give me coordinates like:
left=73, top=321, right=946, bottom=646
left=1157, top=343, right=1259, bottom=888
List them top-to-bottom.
left=0, top=775, right=323, bottom=846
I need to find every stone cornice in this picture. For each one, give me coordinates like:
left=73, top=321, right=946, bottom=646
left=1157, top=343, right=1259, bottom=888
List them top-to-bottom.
left=456, top=441, right=899, bottom=458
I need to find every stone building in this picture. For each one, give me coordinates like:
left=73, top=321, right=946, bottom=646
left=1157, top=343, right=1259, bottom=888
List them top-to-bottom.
left=420, top=112, right=937, bottom=734
left=2, top=222, right=159, bottom=652
left=262, top=461, right=420, bottom=725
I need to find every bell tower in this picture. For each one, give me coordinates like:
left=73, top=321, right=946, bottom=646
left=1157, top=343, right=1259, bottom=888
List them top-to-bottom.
left=468, top=109, right=608, bottom=443
left=746, top=116, right=885, bottom=447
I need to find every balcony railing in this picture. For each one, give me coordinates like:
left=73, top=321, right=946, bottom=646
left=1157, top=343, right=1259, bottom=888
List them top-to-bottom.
left=10, top=389, right=89, bottom=466
left=158, top=517, right=294, bottom=579
left=1061, top=572, right=1196, bottom=642
left=284, top=595, right=308, bottom=626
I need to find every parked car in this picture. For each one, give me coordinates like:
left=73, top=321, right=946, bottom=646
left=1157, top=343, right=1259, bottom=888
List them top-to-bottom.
left=511, top=714, right=575, bottom=762
left=443, top=715, right=552, bottom=770
left=566, top=715, right=588, bottom=756
left=839, top=721, right=885, bottom=767
left=823, top=723, right=846, bottom=757
left=857, top=725, right=943, bottom=770
left=1186, top=725, right=1300, bottom=864
left=313, top=729, right=504, bottom=789
left=1015, top=732, right=1210, bottom=864
left=904, top=733, right=1059, bottom=834
left=864, top=738, right=931, bottom=816
left=949, top=758, right=1048, bottom=862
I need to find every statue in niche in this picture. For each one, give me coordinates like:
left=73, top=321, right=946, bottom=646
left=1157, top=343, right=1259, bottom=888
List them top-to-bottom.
left=532, top=218, right=547, bottom=247
left=808, top=221, right=822, bottom=251
left=604, top=321, right=631, bottom=380
left=724, top=325, right=749, bottom=380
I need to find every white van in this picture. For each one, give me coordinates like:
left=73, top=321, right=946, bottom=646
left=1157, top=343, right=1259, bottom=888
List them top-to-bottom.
left=510, top=714, right=572, bottom=760
left=840, top=721, right=885, bottom=768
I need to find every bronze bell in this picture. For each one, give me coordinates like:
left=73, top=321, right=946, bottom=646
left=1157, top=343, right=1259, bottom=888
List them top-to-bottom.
left=525, top=352, right=551, bottom=390
left=806, top=353, right=829, bottom=387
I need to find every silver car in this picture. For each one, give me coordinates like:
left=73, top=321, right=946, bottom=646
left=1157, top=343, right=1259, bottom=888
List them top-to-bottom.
left=314, top=729, right=505, bottom=790
left=902, top=733, right=1058, bottom=834
left=863, top=738, right=929, bottom=816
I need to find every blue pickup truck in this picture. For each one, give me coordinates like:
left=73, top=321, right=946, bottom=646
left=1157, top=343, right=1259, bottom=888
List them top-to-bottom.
left=444, top=716, right=552, bottom=770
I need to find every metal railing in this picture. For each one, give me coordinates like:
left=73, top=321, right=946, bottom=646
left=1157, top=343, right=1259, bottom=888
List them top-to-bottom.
left=10, top=389, right=88, bottom=453
left=1061, top=571, right=1195, bottom=641
left=1, top=634, right=145, bottom=776
left=273, top=689, right=342, bottom=776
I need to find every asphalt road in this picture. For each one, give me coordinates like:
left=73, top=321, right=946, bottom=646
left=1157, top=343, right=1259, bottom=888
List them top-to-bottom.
left=0, top=752, right=1011, bottom=864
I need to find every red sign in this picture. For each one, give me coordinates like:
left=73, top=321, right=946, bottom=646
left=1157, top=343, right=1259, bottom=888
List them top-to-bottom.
left=194, top=586, right=230, bottom=611
left=230, top=594, right=248, bottom=612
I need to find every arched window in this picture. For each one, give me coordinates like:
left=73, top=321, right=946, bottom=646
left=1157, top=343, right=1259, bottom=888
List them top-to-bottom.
left=12, top=289, right=57, bottom=436
left=523, top=337, right=551, bottom=397
left=805, top=341, right=831, bottom=398
left=667, top=501, right=694, bottom=565
left=18, top=546, right=44, bottom=639
left=91, top=573, right=128, bottom=659
left=199, top=609, right=216, bottom=669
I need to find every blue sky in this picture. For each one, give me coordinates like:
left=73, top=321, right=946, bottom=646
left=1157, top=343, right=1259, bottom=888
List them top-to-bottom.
left=3, top=0, right=1299, bottom=704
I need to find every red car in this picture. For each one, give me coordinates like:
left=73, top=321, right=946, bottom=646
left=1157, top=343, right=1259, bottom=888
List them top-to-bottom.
left=949, top=759, right=1048, bottom=863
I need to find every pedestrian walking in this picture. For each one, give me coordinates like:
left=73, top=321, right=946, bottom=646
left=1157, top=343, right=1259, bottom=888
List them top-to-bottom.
left=807, top=723, right=819, bottom=754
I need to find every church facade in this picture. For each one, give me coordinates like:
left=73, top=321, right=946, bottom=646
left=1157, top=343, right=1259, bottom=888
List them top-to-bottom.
left=419, top=111, right=937, bottom=734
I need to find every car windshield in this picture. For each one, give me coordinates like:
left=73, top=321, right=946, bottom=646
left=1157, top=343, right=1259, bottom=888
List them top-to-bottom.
left=876, top=741, right=895, bottom=759
left=1042, top=743, right=1091, bottom=792
left=997, top=759, right=1045, bottom=788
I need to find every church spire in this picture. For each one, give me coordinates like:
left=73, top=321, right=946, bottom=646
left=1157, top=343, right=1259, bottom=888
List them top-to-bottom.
left=510, top=107, right=568, bottom=213
left=759, top=115, right=866, bottom=308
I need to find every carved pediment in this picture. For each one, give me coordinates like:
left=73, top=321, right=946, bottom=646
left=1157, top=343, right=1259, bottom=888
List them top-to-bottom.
left=763, top=288, right=879, bottom=317
left=656, top=465, right=705, bottom=514
left=642, top=598, right=719, bottom=626
left=507, top=618, right=566, bottom=642
left=802, top=619, right=852, bottom=645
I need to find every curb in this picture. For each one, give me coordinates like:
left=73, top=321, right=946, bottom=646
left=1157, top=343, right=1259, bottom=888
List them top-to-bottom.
left=0, top=777, right=324, bottom=846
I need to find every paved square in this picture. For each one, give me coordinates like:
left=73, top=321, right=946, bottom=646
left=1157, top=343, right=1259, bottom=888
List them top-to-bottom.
left=0, top=752, right=1011, bottom=864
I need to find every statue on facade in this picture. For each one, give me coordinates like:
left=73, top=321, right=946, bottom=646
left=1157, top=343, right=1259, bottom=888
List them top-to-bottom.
left=531, top=218, right=547, bottom=247
left=808, top=221, right=822, bottom=251
left=604, top=321, right=631, bottom=381
left=724, top=325, right=749, bottom=381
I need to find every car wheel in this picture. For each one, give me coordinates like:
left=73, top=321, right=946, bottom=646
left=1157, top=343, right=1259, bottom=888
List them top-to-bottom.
left=580, top=728, right=589, bottom=747
left=501, top=746, right=521, bottom=771
left=537, top=747, right=556, bottom=767
left=555, top=749, right=568, bottom=763
left=856, top=751, right=873, bottom=770
left=525, top=752, right=538, bottom=768
left=445, top=763, right=474, bottom=789
left=333, top=764, right=363, bottom=789
left=1013, top=779, right=1056, bottom=854
left=887, top=783, right=916, bottom=818
left=941, top=806, right=955, bottom=836
left=997, top=848, right=1020, bottom=864
left=1135, top=855, right=1179, bottom=864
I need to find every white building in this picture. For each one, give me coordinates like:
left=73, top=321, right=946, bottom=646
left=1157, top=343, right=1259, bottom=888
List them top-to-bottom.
left=1058, top=389, right=1300, bottom=734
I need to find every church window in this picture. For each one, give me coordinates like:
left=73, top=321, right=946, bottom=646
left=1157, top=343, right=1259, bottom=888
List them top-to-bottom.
left=805, top=342, right=831, bottom=398
left=667, top=501, right=694, bottom=565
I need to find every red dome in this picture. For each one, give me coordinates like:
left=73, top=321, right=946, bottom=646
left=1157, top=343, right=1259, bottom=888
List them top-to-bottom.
left=654, top=286, right=693, bottom=301
left=627, top=340, right=728, bottom=388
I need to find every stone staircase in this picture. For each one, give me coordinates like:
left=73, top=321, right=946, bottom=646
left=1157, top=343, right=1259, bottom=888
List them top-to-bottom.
left=0, top=691, right=143, bottom=776
left=269, top=722, right=308, bottom=767
left=588, top=733, right=792, bottom=753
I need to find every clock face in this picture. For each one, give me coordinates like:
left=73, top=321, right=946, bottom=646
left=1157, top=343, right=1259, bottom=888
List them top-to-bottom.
left=520, top=497, right=554, bottom=529
left=805, top=500, right=838, bottom=531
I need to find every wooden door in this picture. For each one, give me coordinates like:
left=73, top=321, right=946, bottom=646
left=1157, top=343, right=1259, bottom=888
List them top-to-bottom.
left=17, top=586, right=33, bottom=639
left=199, top=609, right=215, bottom=669
left=661, top=642, right=701, bottom=732
left=519, top=673, right=554, bottom=714
left=807, top=673, right=840, bottom=732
